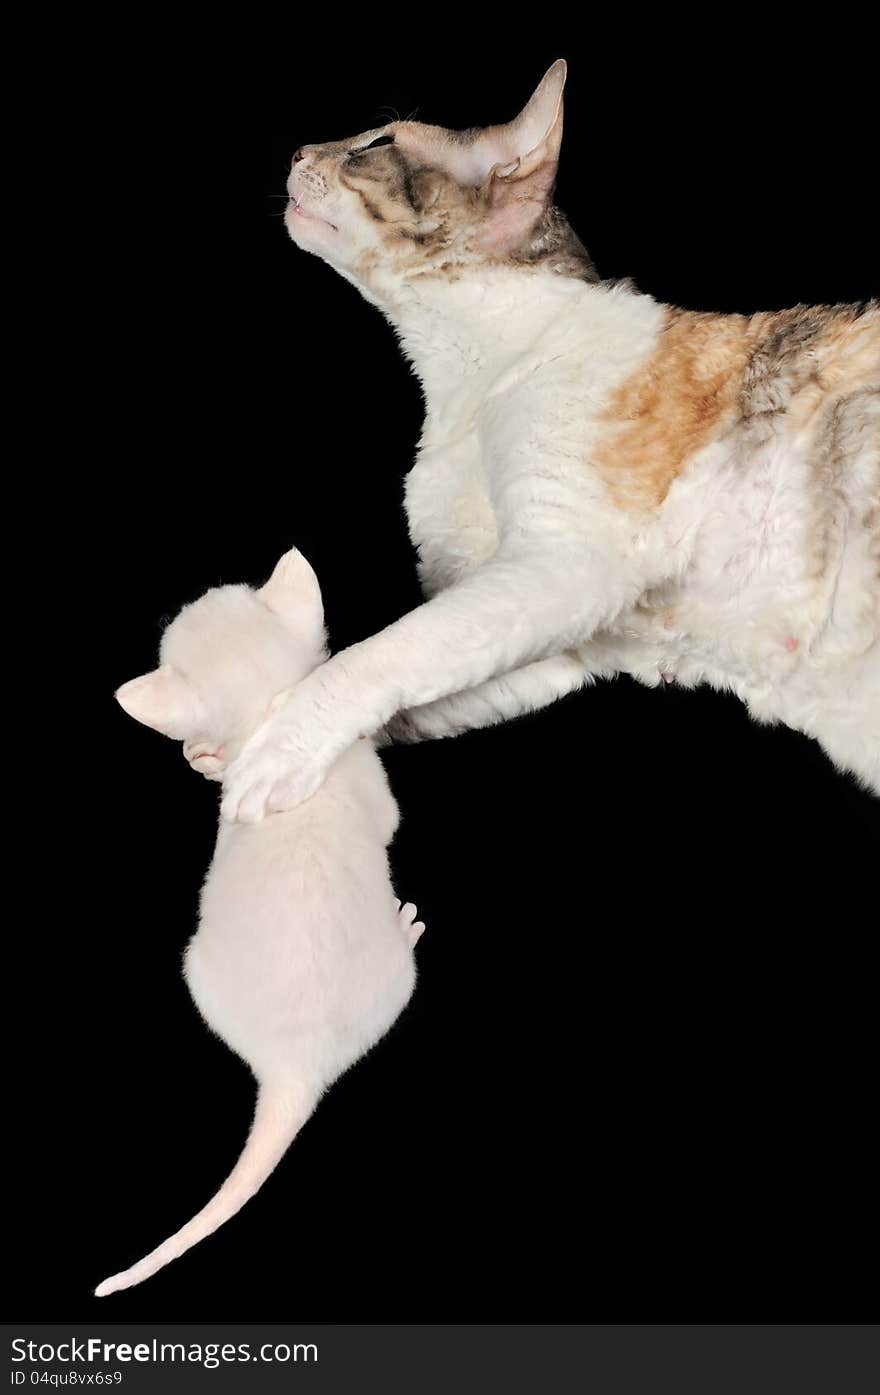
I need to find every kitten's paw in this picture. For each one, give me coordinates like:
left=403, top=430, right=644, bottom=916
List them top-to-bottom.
left=184, top=741, right=226, bottom=782
left=396, top=899, right=426, bottom=946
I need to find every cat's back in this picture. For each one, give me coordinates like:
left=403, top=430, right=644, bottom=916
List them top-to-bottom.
left=586, top=299, right=877, bottom=509
left=188, top=740, right=408, bottom=1049
left=198, top=740, right=400, bottom=952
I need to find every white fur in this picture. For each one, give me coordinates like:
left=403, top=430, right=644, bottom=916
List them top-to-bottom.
left=97, top=551, right=422, bottom=1295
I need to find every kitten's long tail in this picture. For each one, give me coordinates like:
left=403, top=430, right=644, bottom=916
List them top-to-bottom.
left=94, top=1083, right=315, bottom=1296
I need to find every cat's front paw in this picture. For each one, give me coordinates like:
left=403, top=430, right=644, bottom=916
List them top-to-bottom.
left=220, top=740, right=327, bottom=823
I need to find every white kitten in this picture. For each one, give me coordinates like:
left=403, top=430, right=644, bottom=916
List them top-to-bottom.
left=96, top=548, right=424, bottom=1296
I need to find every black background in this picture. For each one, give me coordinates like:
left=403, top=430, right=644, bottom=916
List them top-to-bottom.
left=14, top=21, right=878, bottom=1323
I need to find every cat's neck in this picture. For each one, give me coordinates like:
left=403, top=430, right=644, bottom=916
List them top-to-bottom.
left=382, top=268, right=594, bottom=399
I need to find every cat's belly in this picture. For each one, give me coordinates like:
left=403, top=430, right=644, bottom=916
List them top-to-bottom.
left=405, top=378, right=878, bottom=738
left=403, top=433, right=821, bottom=698
left=602, top=533, right=879, bottom=735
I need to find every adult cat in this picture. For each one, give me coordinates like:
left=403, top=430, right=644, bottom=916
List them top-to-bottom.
left=222, top=60, right=879, bottom=822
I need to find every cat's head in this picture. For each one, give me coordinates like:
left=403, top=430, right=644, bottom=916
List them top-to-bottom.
left=285, top=60, right=591, bottom=297
left=115, top=548, right=326, bottom=779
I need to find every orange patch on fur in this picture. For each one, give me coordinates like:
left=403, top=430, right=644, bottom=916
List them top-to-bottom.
left=594, top=308, right=754, bottom=511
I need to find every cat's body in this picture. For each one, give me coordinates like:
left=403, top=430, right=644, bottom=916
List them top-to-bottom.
left=218, top=59, right=878, bottom=823
left=400, top=279, right=880, bottom=785
left=97, top=551, right=422, bottom=1296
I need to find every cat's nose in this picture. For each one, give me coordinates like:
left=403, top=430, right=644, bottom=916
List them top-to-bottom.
left=292, top=147, right=308, bottom=164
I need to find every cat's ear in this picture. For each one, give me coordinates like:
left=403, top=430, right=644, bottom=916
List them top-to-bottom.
left=395, top=60, right=566, bottom=198
left=475, top=60, right=566, bottom=255
left=257, top=547, right=325, bottom=648
left=115, top=665, right=205, bottom=739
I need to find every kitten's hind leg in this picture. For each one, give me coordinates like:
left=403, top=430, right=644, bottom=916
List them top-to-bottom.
left=396, top=900, right=426, bottom=945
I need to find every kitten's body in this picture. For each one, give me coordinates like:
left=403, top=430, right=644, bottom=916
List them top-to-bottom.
left=220, top=59, right=878, bottom=822
left=98, top=551, right=422, bottom=1296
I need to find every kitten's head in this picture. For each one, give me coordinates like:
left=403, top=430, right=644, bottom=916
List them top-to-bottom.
left=285, top=60, right=592, bottom=297
left=116, top=549, right=326, bottom=779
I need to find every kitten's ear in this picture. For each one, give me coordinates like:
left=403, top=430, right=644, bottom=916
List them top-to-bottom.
left=476, top=60, right=566, bottom=255
left=257, top=547, right=325, bottom=648
left=115, top=665, right=205, bottom=739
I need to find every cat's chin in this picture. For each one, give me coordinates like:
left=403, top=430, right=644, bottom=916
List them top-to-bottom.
left=286, top=200, right=338, bottom=236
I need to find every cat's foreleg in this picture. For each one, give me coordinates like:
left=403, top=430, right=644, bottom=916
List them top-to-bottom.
left=221, top=544, right=634, bottom=822
left=383, top=652, right=590, bottom=744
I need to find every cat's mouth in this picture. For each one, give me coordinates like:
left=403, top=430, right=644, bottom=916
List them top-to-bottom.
left=288, top=198, right=338, bottom=232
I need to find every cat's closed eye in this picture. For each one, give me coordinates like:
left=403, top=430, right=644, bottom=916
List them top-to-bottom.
left=351, top=134, right=395, bottom=155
